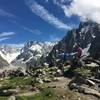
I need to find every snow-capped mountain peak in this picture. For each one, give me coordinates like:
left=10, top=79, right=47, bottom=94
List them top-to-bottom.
left=11, top=41, right=56, bottom=67
left=0, top=44, right=22, bottom=63
left=29, top=44, right=42, bottom=53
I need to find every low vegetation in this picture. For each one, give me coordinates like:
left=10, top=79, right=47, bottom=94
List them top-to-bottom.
left=0, top=63, right=99, bottom=100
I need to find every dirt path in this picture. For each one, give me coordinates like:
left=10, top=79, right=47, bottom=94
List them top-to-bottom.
left=15, top=77, right=99, bottom=100
left=15, top=77, right=69, bottom=96
left=48, top=77, right=71, bottom=90
left=16, top=91, right=39, bottom=96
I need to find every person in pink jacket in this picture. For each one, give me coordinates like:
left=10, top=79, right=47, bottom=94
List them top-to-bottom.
left=71, top=43, right=84, bottom=68
left=76, top=44, right=83, bottom=59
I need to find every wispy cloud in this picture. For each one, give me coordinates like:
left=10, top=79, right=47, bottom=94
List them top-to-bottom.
left=25, top=0, right=71, bottom=30
left=0, top=9, right=16, bottom=18
left=9, top=19, right=42, bottom=35
left=23, top=27, right=42, bottom=35
left=0, top=32, right=16, bottom=38
left=0, top=32, right=16, bottom=42
left=0, top=37, right=10, bottom=42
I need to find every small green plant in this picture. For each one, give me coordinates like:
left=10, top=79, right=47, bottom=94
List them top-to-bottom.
left=0, top=97, right=8, bottom=100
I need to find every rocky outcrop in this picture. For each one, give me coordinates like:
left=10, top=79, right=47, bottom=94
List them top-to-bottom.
left=68, top=61, right=100, bottom=98
left=69, top=82, right=100, bottom=98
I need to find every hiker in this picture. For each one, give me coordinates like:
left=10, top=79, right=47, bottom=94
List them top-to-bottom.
left=71, top=43, right=84, bottom=68
left=76, top=44, right=82, bottom=59
left=56, top=52, right=68, bottom=74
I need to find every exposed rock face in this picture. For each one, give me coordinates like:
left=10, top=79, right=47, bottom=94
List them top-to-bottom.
left=47, top=21, right=100, bottom=65
left=89, top=35, right=100, bottom=59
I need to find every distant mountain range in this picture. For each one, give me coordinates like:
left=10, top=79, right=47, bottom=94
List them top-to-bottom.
left=0, top=21, right=100, bottom=68
left=0, top=41, right=56, bottom=67
left=11, top=41, right=56, bottom=67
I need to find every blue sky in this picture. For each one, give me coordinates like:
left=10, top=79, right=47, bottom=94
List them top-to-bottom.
left=0, top=0, right=87, bottom=44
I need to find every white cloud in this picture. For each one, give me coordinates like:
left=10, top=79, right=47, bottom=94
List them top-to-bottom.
left=25, top=0, right=71, bottom=30
left=61, top=0, right=100, bottom=23
left=0, top=9, right=16, bottom=18
left=0, top=32, right=16, bottom=38
left=0, top=37, right=10, bottom=42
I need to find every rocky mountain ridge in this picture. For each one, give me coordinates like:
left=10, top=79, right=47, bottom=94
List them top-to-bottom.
left=1, top=21, right=100, bottom=68
left=47, top=21, right=100, bottom=65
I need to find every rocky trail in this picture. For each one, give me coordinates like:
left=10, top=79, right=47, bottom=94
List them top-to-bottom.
left=14, top=77, right=99, bottom=100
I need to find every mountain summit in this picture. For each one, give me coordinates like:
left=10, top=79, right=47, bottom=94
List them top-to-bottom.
left=48, top=21, right=100, bottom=65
